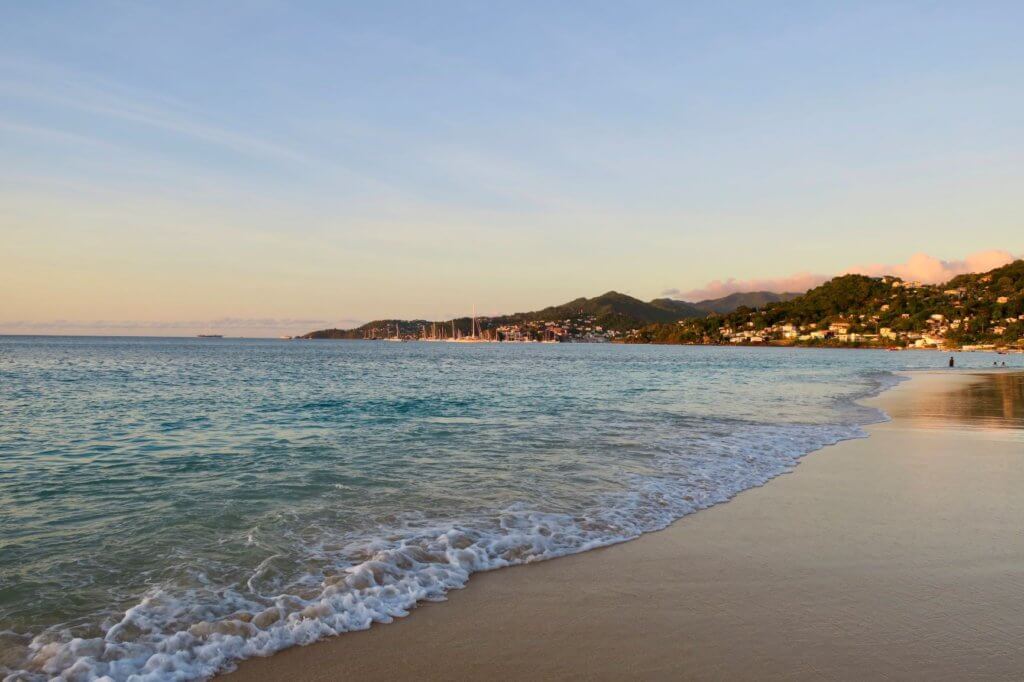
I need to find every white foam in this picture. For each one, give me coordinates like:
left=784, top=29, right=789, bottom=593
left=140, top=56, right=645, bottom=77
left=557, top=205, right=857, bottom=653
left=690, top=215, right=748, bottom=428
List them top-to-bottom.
left=3, top=387, right=890, bottom=682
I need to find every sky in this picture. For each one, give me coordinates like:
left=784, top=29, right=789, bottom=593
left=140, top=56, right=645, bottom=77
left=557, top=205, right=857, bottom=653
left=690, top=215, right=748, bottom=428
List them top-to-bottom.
left=1, top=1, right=1023, bottom=336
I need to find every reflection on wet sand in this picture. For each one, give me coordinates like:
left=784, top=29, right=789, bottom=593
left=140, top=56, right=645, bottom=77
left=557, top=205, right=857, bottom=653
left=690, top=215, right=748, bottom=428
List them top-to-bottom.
left=887, top=371, right=1024, bottom=430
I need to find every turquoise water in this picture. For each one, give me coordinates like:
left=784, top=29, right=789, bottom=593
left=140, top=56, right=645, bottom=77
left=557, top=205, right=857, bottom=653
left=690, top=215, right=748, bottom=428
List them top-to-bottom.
left=0, top=338, right=1012, bottom=680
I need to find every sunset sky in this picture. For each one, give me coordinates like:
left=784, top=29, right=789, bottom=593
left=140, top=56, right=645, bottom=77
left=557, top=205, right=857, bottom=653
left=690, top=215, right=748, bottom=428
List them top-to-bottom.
left=2, top=2, right=1023, bottom=336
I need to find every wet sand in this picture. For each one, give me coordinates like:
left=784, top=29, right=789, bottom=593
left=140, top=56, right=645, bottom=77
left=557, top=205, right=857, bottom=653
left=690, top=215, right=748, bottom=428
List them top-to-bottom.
left=229, top=370, right=1024, bottom=681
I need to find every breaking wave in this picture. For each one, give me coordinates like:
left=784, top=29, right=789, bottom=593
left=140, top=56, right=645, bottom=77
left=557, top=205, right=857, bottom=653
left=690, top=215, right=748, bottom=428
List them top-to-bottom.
left=3, top=372, right=900, bottom=681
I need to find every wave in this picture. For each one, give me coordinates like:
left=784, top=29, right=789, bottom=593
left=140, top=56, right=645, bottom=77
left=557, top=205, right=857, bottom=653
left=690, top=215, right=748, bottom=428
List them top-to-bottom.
left=2, top=372, right=899, bottom=682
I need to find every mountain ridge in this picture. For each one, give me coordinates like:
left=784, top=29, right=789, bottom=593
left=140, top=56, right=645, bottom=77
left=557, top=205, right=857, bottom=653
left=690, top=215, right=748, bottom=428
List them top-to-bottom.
left=301, top=260, right=1024, bottom=348
left=302, top=289, right=763, bottom=338
left=691, top=291, right=802, bottom=314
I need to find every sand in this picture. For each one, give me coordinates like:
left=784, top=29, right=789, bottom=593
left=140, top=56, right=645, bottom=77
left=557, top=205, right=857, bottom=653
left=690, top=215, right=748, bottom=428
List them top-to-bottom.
left=228, top=370, right=1024, bottom=681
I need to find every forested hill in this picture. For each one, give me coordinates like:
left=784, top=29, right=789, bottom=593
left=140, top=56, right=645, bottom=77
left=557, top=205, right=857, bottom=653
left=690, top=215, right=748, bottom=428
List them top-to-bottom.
left=301, top=260, right=1024, bottom=348
left=629, top=260, right=1024, bottom=349
left=304, top=290, right=719, bottom=338
left=503, top=290, right=799, bottom=326
left=507, top=291, right=703, bottom=327
left=691, top=291, right=801, bottom=314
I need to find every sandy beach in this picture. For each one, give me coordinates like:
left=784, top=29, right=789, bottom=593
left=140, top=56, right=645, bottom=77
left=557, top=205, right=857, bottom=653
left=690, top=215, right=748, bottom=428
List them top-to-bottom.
left=228, top=369, right=1024, bottom=681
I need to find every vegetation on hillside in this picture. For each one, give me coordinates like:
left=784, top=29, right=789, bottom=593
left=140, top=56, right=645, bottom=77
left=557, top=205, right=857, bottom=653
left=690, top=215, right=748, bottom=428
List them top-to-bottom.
left=302, top=260, right=1024, bottom=348
left=628, top=261, right=1024, bottom=348
left=304, top=290, right=709, bottom=338
left=690, top=291, right=801, bottom=314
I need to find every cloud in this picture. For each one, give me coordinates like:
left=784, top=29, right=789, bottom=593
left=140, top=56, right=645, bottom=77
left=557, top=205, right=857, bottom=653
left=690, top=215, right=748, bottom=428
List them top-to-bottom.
left=0, top=61, right=399, bottom=197
left=0, top=77, right=308, bottom=165
left=0, top=118, right=114, bottom=148
left=673, top=250, right=1018, bottom=302
left=844, top=250, right=1015, bottom=283
left=675, top=272, right=830, bottom=302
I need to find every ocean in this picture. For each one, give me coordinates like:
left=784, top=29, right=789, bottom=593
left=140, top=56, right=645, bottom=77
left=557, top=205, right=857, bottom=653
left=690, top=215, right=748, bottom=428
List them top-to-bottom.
left=0, top=337, right=1012, bottom=680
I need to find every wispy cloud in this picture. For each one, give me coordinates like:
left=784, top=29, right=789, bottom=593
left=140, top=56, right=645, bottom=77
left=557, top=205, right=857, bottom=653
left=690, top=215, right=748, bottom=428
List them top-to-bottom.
left=0, top=58, right=402, bottom=198
left=0, top=60, right=576, bottom=214
left=0, top=76, right=309, bottom=164
left=0, top=118, right=113, bottom=148
left=671, top=249, right=1019, bottom=301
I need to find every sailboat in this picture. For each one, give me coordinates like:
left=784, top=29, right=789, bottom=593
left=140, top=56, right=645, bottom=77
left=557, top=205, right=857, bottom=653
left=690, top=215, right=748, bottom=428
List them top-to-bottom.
left=451, top=305, right=489, bottom=342
left=386, top=322, right=407, bottom=342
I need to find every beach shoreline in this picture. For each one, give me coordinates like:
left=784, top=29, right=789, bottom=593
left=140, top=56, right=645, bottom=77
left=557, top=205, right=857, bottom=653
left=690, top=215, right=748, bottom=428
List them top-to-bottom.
left=227, top=369, right=1024, bottom=681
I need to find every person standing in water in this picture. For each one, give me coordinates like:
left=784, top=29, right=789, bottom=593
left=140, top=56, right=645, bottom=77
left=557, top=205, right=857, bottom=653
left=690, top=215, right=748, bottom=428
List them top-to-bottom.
left=949, top=356, right=955, bottom=368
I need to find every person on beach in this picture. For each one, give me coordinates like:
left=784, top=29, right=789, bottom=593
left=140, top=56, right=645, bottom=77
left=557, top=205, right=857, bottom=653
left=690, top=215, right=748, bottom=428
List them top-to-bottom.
left=949, top=356, right=955, bottom=368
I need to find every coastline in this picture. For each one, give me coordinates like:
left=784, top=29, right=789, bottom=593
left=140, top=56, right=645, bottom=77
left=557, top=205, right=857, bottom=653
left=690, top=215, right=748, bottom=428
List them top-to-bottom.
left=228, top=369, right=1024, bottom=681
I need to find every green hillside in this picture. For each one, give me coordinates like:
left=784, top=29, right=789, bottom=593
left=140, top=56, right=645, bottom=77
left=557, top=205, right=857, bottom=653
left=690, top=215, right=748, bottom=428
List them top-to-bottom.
left=301, top=260, right=1024, bottom=348
left=629, top=261, right=1024, bottom=349
left=302, top=290, right=708, bottom=338
left=511, top=291, right=703, bottom=329
left=691, top=291, right=801, bottom=314
left=648, top=297, right=707, bottom=317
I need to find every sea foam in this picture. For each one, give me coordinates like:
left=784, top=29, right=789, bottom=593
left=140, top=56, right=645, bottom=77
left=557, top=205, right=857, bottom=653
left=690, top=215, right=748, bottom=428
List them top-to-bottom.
left=1, top=338, right=910, bottom=682
left=5, top=416, right=881, bottom=682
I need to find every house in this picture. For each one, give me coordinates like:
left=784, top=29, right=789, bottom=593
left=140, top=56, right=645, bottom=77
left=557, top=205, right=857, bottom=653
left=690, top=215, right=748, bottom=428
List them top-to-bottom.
left=914, top=335, right=943, bottom=348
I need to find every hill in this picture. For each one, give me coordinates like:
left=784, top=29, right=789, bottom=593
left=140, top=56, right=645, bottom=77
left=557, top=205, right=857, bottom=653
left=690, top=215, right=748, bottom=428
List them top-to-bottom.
left=300, top=261, right=1023, bottom=348
left=628, top=261, right=1024, bottom=349
left=301, top=291, right=708, bottom=339
left=511, top=291, right=704, bottom=329
left=690, top=291, right=801, bottom=314
left=648, top=297, right=707, bottom=317
left=303, top=319, right=436, bottom=340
